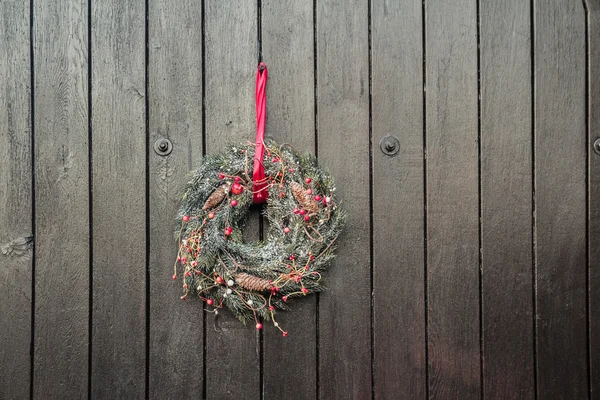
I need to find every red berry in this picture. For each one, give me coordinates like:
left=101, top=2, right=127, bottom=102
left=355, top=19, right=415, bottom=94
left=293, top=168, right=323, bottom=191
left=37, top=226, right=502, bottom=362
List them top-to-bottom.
left=272, top=157, right=279, bottom=162
left=289, top=168, right=295, bottom=172
left=218, top=173, right=225, bottom=179
left=234, top=176, right=241, bottom=182
left=305, top=178, right=312, bottom=184
left=231, top=183, right=244, bottom=195
left=306, top=188, right=312, bottom=195
left=314, top=195, right=322, bottom=201
left=230, top=199, right=238, bottom=207
left=293, top=208, right=299, bottom=214
left=299, top=209, right=306, bottom=215
left=208, top=212, right=215, bottom=219
left=182, top=215, right=189, bottom=222
left=304, top=215, right=310, bottom=222
left=224, top=227, right=232, bottom=236
left=283, top=227, right=290, bottom=234
left=181, top=258, right=186, bottom=263
left=191, top=260, right=198, bottom=267
left=185, top=271, right=191, bottom=277
left=172, top=273, right=177, bottom=280
left=216, top=276, right=224, bottom=284
left=302, top=287, right=309, bottom=294
left=181, top=296, right=186, bottom=301
left=282, top=296, right=288, bottom=302
left=207, top=299, right=214, bottom=306
left=269, top=305, right=275, bottom=311
left=256, top=323, right=263, bottom=330
left=282, top=331, right=288, bottom=337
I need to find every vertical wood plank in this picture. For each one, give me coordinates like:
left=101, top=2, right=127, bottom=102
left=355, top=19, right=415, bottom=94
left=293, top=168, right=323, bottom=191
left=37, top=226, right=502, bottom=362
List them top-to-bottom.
left=33, top=0, right=89, bottom=398
left=91, top=0, right=146, bottom=397
left=147, top=0, right=203, bottom=398
left=371, top=0, right=426, bottom=398
left=425, top=0, right=480, bottom=397
left=589, top=0, right=600, bottom=397
left=0, top=1, right=32, bottom=399
left=261, top=1, right=317, bottom=398
left=316, top=1, right=371, bottom=399
left=479, top=1, right=535, bottom=398
left=534, top=1, right=588, bottom=398
left=204, top=2, right=260, bottom=399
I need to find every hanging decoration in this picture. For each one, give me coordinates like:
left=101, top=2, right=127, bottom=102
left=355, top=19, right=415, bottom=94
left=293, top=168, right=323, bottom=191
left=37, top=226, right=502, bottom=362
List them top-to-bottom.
left=173, top=63, right=345, bottom=336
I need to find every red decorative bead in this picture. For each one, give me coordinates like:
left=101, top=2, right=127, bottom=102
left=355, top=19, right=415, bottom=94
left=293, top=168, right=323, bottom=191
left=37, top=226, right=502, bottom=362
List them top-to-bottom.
left=218, top=173, right=225, bottom=179
left=305, top=178, right=312, bottom=184
left=231, top=183, right=244, bottom=195
left=306, top=188, right=312, bottom=195
left=314, top=195, right=321, bottom=201
left=230, top=199, right=238, bottom=207
left=299, top=209, right=306, bottom=215
left=208, top=212, right=215, bottom=219
left=182, top=215, right=189, bottom=222
left=304, top=215, right=310, bottom=222
left=283, top=227, right=290, bottom=234
left=289, top=255, right=295, bottom=260
left=191, top=261, right=198, bottom=267
left=172, top=273, right=177, bottom=280
left=302, top=287, right=309, bottom=294
left=282, top=296, right=288, bottom=302
left=207, top=299, right=214, bottom=306
left=269, top=305, right=275, bottom=311
left=256, top=323, right=263, bottom=330
left=282, top=331, right=288, bottom=337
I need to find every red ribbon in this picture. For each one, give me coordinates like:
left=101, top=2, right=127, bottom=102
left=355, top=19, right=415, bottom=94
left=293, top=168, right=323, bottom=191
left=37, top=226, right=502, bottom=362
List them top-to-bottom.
left=253, top=62, right=268, bottom=204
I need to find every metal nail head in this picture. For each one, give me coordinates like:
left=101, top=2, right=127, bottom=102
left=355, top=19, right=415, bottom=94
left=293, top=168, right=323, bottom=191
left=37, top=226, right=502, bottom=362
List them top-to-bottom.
left=379, top=135, right=400, bottom=157
left=154, top=138, right=173, bottom=156
left=594, top=138, right=600, bottom=156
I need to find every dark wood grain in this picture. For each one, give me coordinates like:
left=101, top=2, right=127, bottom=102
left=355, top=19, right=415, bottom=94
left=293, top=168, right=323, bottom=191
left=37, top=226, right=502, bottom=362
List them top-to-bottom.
left=32, top=0, right=89, bottom=398
left=91, top=0, right=146, bottom=398
left=371, top=0, right=426, bottom=398
left=425, top=0, right=480, bottom=397
left=534, top=0, right=588, bottom=398
left=588, top=0, right=600, bottom=397
left=147, top=1, right=204, bottom=398
left=261, top=1, right=317, bottom=399
left=316, top=1, right=372, bottom=399
left=479, top=1, right=535, bottom=399
left=0, top=2, right=32, bottom=399
left=204, top=2, right=260, bottom=399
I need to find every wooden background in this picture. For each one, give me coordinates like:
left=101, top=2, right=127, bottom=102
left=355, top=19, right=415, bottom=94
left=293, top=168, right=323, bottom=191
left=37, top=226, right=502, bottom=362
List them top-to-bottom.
left=1, top=0, right=599, bottom=399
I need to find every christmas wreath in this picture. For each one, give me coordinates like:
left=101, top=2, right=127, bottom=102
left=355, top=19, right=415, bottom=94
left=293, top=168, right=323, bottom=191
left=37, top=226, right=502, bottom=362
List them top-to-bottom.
left=173, top=140, right=345, bottom=335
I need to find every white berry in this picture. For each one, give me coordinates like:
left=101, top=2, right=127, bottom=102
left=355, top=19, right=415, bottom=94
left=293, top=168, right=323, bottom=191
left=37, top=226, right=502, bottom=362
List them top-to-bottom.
left=227, top=279, right=234, bottom=286
left=226, top=288, right=232, bottom=294
left=247, top=300, right=253, bottom=305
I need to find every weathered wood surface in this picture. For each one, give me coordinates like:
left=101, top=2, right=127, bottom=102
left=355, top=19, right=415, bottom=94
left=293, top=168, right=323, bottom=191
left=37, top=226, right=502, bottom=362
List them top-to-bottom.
left=33, top=0, right=89, bottom=398
left=91, top=0, right=146, bottom=398
left=148, top=0, right=204, bottom=399
left=371, top=0, right=426, bottom=398
left=425, top=0, right=480, bottom=397
left=0, top=1, right=595, bottom=399
left=261, top=1, right=318, bottom=399
left=479, top=1, right=535, bottom=398
left=534, top=1, right=588, bottom=398
left=0, top=2, right=32, bottom=400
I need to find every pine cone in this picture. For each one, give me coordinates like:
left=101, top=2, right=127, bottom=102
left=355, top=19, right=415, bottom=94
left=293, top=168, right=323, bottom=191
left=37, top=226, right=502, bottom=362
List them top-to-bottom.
left=290, top=181, right=318, bottom=214
left=202, top=182, right=232, bottom=210
left=235, top=272, right=272, bottom=291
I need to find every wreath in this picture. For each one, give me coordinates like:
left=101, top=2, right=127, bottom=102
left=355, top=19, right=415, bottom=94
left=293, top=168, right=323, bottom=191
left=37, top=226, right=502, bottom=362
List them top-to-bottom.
left=173, top=140, right=345, bottom=336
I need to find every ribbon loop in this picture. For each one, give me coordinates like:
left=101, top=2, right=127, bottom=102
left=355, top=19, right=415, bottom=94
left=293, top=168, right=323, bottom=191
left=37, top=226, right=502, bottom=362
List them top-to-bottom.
left=253, top=62, right=268, bottom=204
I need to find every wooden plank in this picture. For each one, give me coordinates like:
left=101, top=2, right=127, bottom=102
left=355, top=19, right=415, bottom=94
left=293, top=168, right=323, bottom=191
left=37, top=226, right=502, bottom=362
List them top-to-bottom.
left=32, top=0, right=89, bottom=398
left=91, top=0, right=146, bottom=398
left=147, top=0, right=203, bottom=398
left=371, top=0, right=426, bottom=398
left=425, top=0, right=480, bottom=397
left=0, top=1, right=32, bottom=399
left=260, top=1, right=316, bottom=398
left=316, top=1, right=371, bottom=399
left=479, top=1, right=535, bottom=398
left=534, top=1, right=588, bottom=398
left=589, top=1, right=600, bottom=397
left=204, top=2, right=260, bottom=399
